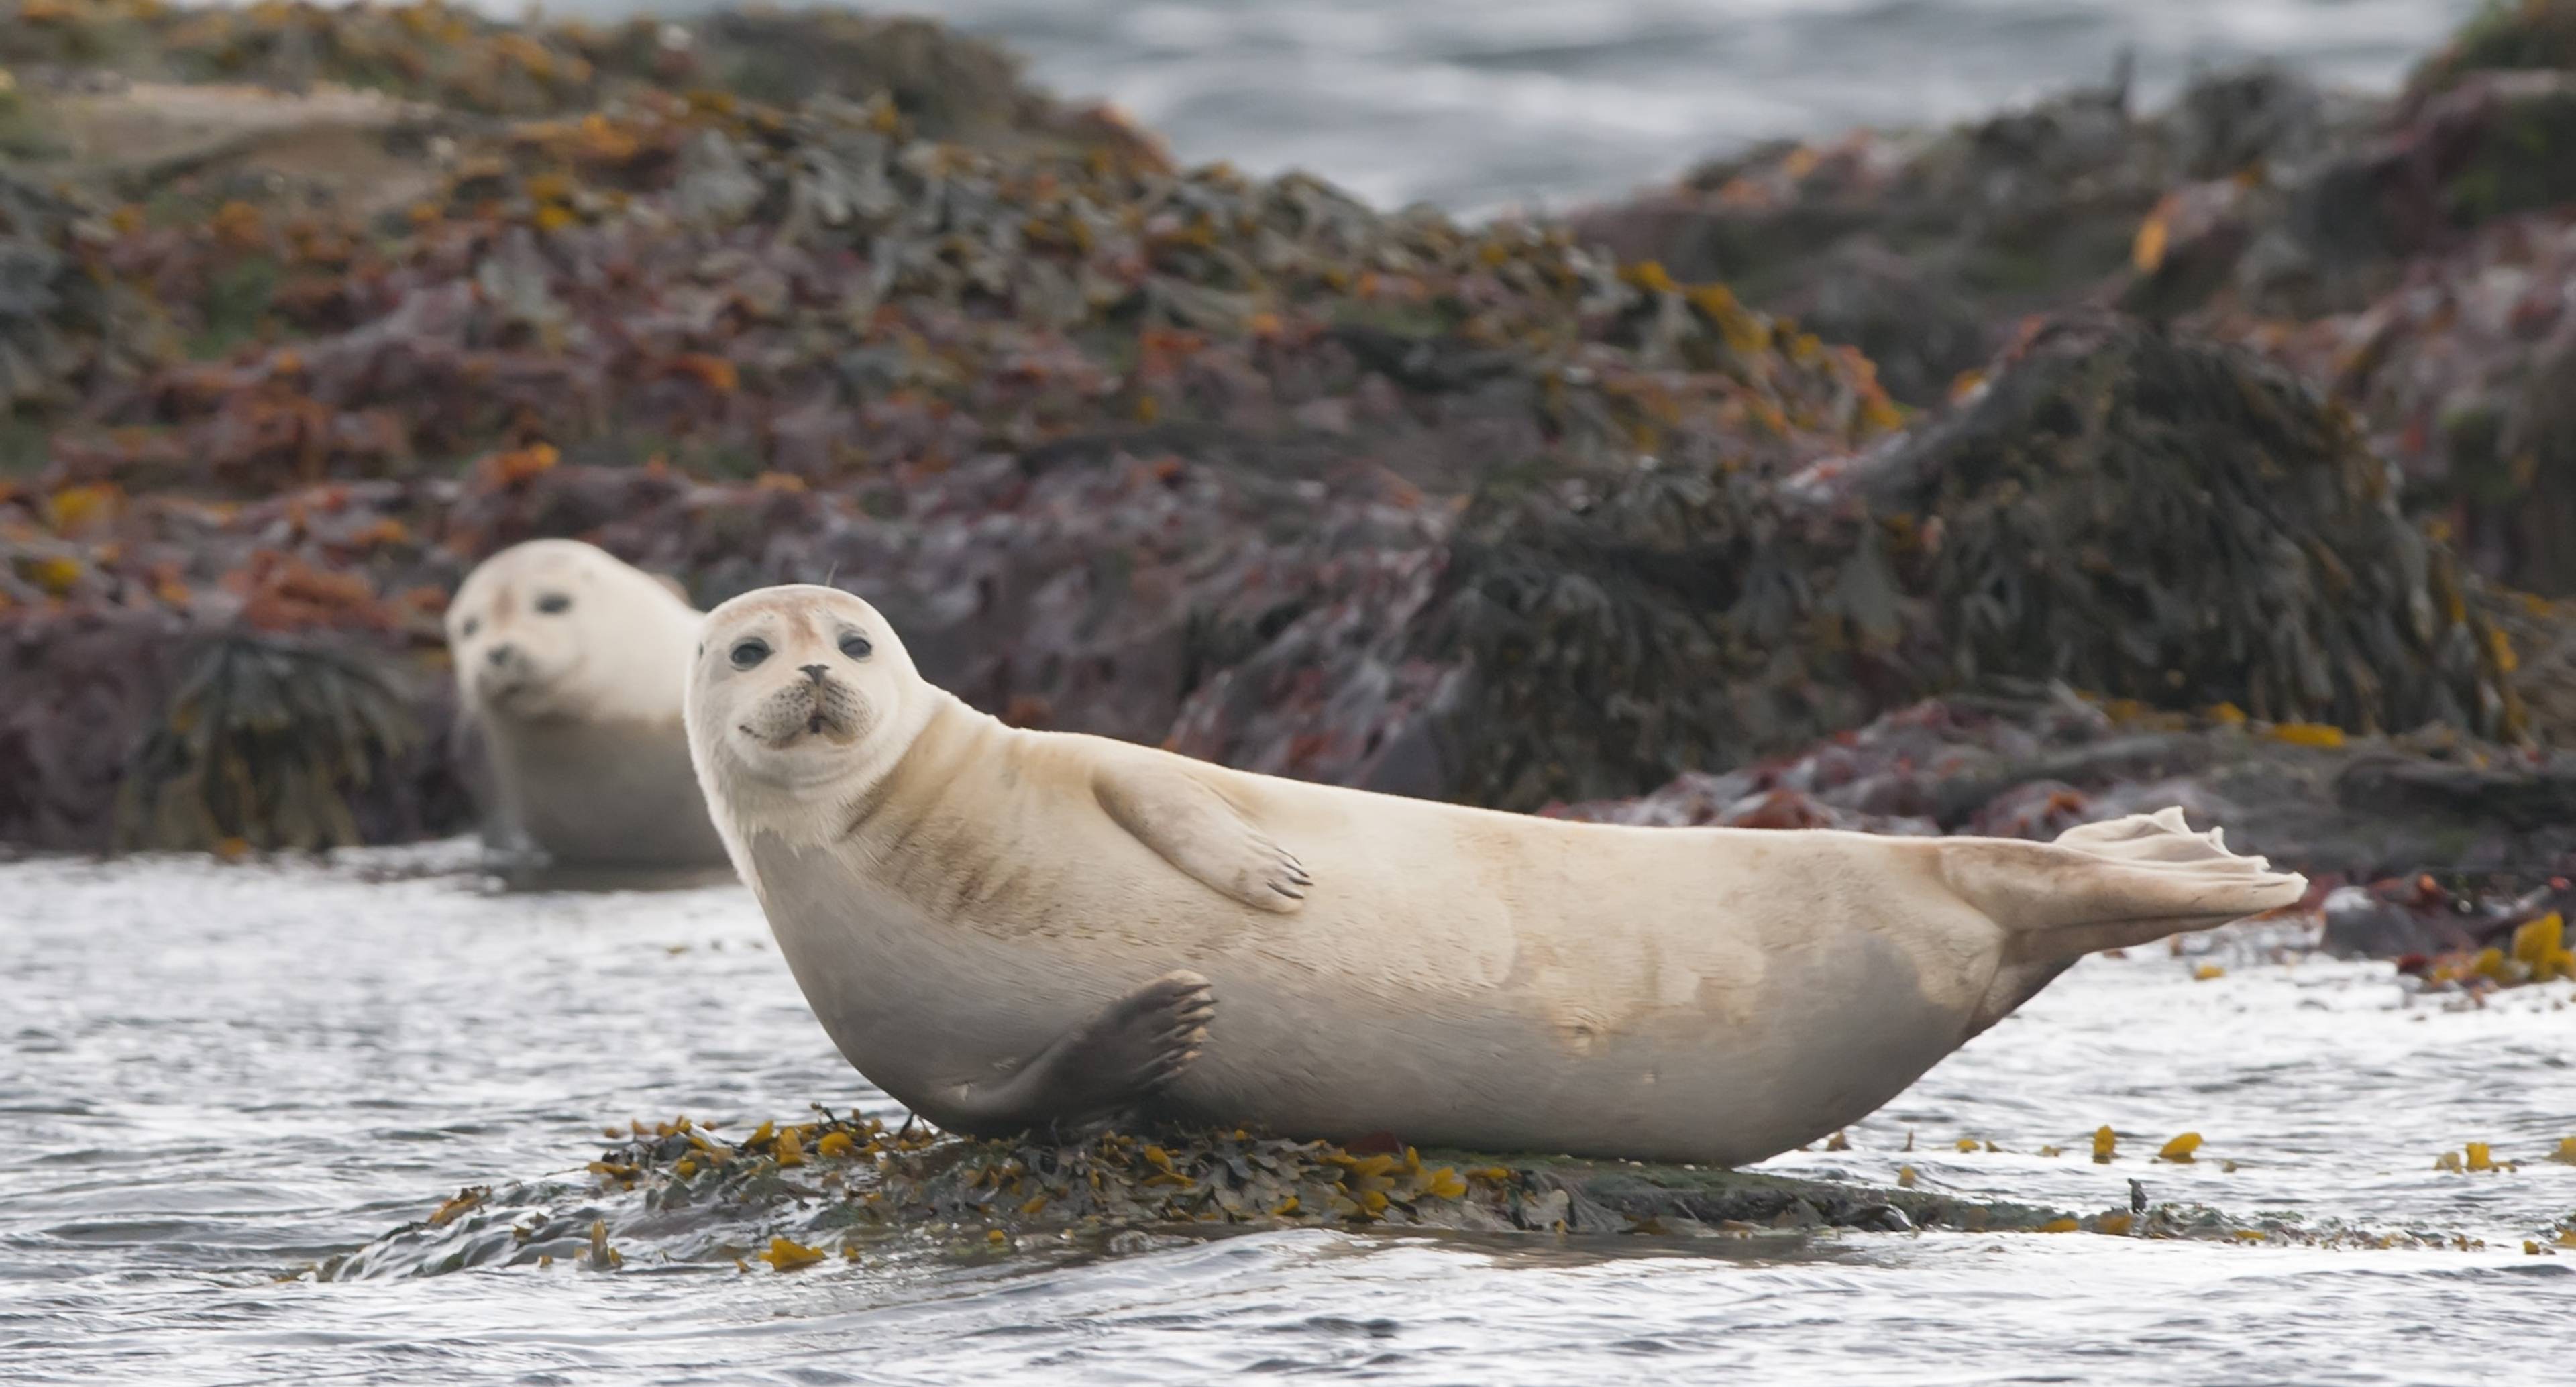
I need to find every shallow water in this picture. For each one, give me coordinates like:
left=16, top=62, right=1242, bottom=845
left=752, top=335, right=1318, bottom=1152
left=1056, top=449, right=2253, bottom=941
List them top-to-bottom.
left=496, top=0, right=2487, bottom=214
left=4, top=846, right=2571, bottom=1384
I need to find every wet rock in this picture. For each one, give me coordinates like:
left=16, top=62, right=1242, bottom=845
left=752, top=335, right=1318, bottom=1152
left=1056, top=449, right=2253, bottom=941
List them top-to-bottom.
left=2317, top=883, right=2487, bottom=958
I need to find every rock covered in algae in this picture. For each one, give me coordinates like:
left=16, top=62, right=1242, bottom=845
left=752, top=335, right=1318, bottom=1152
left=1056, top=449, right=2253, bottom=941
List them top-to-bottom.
left=0, top=0, right=1141, bottom=156
left=2, top=0, right=2573, bottom=856
left=2404, top=0, right=2576, bottom=104
left=1574, top=3, right=2576, bottom=419
left=1570, top=60, right=2367, bottom=405
left=2203, top=210, right=2576, bottom=597
left=1, top=313, right=2562, bottom=846
left=1264, top=313, right=2536, bottom=812
left=317, top=1111, right=2524, bottom=1281
left=313, top=1113, right=2090, bottom=1280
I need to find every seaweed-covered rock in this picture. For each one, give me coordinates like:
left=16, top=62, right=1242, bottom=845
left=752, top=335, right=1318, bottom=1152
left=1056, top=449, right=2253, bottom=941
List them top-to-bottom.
left=0, top=0, right=1132, bottom=156
left=6, top=0, right=2576, bottom=859
left=2406, top=0, right=2576, bottom=103
left=1572, top=64, right=2363, bottom=405
left=2226, top=68, right=2576, bottom=318
left=0, top=168, right=94, bottom=422
left=2212, top=211, right=2576, bottom=595
left=5, top=312, right=2555, bottom=844
left=1214, top=314, right=2534, bottom=812
left=317, top=1109, right=2485, bottom=1282
left=314, top=1113, right=2085, bottom=1280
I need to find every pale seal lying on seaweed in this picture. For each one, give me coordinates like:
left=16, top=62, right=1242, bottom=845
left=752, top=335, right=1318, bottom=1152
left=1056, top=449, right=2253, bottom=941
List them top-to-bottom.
left=446, top=539, right=729, bottom=873
left=684, top=583, right=2307, bottom=1164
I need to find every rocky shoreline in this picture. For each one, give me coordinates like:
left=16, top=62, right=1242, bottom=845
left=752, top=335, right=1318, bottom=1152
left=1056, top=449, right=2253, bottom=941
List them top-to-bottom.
left=5, top=2, right=2576, bottom=987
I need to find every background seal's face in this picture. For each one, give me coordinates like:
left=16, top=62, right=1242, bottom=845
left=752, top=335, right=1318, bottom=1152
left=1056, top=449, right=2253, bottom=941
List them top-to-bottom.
left=446, top=547, right=606, bottom=720
left=690, top=589, right=914, bottom=797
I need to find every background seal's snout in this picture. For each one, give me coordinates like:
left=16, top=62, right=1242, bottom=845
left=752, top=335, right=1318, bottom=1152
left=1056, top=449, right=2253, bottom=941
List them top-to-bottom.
left=802, top=663, right=829, bottom=683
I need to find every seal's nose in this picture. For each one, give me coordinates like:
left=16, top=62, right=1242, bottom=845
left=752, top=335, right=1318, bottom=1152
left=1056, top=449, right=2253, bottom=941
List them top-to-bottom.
left=487, top=643, right=517, bottom=668
left=800, top=663, right=828, bottom=683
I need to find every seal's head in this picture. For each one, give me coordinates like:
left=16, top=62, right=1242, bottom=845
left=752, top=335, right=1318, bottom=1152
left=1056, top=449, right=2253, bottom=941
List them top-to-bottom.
left=447, top=539, right=698, bottom=724
left=686, top=585, right=934, bottom=833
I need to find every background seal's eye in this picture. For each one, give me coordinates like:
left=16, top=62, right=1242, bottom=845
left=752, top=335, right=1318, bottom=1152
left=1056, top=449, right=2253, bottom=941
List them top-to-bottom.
left=536, top=593, right=572, bottom=614
left=461, top=616, right=480, bottom=638
left=839, top=631, right=873, bottom=661
left=729, top=638, right=771, bottom=670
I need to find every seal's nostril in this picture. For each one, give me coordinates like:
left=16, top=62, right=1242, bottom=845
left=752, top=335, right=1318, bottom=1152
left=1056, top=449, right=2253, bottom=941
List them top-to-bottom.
left=487, top=643, right=515, bottom=667
left=802, top=663, right=828, bottom=683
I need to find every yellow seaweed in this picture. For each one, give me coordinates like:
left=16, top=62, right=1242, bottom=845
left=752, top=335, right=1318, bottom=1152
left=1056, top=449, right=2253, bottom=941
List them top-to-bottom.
left=2267, top=722, right=2345, bottom=748
left=2510, top=914, right=2565, bottom=981
left=2157, top=1133, right=2203, bottom=1163
left=758, top=1237, right=826, bottom=1270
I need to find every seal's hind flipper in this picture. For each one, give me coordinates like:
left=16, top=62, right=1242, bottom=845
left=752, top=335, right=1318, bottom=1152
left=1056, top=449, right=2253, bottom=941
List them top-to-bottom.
left=1093, top=761, right=1311, bottom=913
left=1940, top=808, right=2308, bottom=964
left=931, top=970, right=1216, bottom=1138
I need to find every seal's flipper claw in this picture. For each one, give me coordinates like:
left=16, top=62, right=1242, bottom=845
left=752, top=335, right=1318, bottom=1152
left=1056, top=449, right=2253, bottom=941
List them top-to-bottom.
left=1092, top=761, right=1312, bottom=913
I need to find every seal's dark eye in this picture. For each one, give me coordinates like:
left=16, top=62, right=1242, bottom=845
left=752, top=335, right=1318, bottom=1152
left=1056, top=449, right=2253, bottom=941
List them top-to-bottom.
left=536, top=593, right=572, bottom=615
left=461, top=616, right=480, bottom=638
left=839, top=631, right=873, bottom=661
left=729, top=638, right=771, bottom=670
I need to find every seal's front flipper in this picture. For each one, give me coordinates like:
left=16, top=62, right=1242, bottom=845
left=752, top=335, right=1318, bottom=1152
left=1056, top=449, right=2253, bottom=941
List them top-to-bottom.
left=1093, top=762, right=1311, bottom=913
left=933, top=970, right=1216, bottom=1138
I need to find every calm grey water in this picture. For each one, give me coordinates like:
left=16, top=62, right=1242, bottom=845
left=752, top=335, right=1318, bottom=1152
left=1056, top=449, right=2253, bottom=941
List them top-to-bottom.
left=498, top=0, right=2486, bottom=213
left=5, top=846, right=2571, bottom=1384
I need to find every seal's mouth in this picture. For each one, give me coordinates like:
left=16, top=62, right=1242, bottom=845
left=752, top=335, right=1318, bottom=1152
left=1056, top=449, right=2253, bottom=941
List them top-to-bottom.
left=476, top=671, right=553, bottom=714
left=737, top=678, right=867, bottom=750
